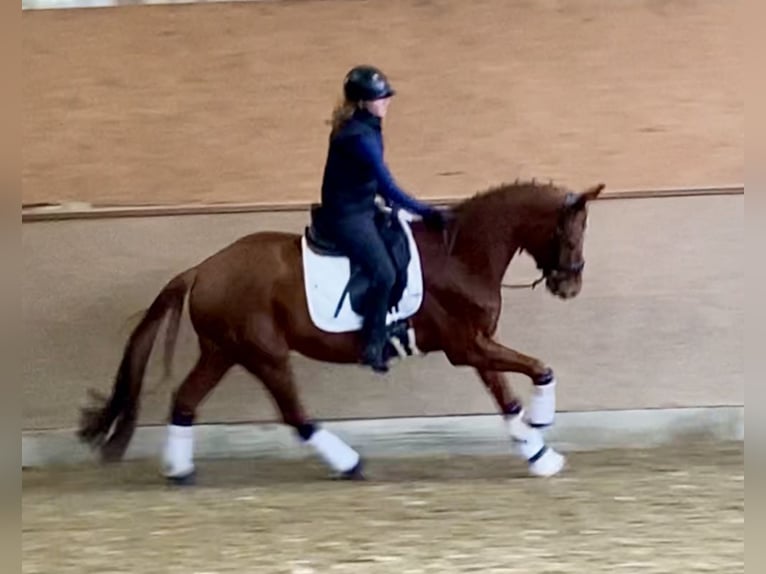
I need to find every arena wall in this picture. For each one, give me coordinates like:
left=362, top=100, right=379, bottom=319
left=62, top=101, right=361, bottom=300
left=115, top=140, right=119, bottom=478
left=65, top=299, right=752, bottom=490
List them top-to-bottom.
left=22, top=193, right=743, bottom=431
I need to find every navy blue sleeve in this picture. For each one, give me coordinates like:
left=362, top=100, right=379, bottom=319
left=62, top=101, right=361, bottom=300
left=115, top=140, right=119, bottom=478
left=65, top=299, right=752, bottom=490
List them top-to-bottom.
left=349, top=133, right=435, bottom=217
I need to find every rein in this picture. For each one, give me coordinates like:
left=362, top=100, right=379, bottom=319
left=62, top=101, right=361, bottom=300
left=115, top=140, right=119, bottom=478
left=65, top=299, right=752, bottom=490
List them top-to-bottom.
left=441, top=214, right=549, bottom=291
left=443, top=219, right=546, bottom=291
left=501, top=274, right=546, bottom=290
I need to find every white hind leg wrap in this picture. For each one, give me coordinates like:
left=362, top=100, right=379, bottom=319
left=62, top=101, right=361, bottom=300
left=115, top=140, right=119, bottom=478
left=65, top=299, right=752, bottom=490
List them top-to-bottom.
left=162, top=424, right=194, bottom=478
left=306, top=429, right=360, bottom=473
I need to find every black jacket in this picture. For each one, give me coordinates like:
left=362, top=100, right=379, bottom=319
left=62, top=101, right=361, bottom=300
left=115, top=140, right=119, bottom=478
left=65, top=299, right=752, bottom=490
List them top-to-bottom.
left=319, top=108, right=435, bottom=220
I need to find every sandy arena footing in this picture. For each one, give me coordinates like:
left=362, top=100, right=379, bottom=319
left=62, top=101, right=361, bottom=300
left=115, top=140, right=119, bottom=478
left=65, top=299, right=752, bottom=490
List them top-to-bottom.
left=22, top=441, right=744, bottom=573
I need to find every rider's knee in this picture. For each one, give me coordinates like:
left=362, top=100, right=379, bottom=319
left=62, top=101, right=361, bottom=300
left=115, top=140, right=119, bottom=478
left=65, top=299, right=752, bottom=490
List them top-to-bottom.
left=372, top=260, right=396, bottom=291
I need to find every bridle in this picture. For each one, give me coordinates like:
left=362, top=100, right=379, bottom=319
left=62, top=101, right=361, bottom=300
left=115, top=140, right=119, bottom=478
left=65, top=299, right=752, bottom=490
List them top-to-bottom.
left=502, top=192, right=585, bottom=291
left=502, top=257, right=584, bottom=291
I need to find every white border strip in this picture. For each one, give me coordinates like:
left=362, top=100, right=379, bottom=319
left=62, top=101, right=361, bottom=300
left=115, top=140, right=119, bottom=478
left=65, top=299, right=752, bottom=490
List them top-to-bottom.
left=21, top=0, right=270, bottom=10
left=22, top=407, right=744, bottom=467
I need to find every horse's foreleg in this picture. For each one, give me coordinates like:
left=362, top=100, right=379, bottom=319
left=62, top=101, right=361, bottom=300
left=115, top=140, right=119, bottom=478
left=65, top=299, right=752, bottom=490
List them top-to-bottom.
left=462, top=334, right=557, bottom=427
left=464, top=334, right=549, bottom=378
left=163, top=341, right=234, bottom=483
left=243, top=355, right=364, bottom=480
left=476, top=369, right=565, bottom=477
left=476, top=369, right=522, bottom=416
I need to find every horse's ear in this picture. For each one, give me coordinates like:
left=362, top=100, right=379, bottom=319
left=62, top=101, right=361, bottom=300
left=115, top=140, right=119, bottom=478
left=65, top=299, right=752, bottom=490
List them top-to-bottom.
left=570, top=183, right=605, bottom=210
left=581, top=183, right=605, bottom=202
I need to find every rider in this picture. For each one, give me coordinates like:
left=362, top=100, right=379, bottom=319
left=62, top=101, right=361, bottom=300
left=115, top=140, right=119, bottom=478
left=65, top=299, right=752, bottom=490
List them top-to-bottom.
left=316, top=64, right=447, bottom=373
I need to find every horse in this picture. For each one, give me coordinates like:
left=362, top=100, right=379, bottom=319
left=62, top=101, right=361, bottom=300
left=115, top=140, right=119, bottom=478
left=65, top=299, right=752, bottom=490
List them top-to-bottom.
left=77, top=179, right=604, bottom=482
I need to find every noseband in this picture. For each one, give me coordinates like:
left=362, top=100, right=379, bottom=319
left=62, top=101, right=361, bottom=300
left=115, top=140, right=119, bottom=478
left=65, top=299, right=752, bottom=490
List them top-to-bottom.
left=519, top=259, right=584, bottom=291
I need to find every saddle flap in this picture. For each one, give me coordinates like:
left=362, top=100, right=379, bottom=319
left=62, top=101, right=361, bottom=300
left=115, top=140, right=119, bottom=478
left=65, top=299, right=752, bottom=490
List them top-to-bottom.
left=300, top=209, right=424, bottom=334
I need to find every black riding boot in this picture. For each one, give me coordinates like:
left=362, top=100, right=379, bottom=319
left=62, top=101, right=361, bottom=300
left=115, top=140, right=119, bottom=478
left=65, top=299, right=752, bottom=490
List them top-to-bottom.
left=361, top=294, right=390, bottom=374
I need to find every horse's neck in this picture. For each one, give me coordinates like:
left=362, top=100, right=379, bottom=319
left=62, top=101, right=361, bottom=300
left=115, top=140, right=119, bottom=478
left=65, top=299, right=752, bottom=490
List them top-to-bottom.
left=446, top=185, right=562, bottom=286
left=449, top=211, right=522, bottom=288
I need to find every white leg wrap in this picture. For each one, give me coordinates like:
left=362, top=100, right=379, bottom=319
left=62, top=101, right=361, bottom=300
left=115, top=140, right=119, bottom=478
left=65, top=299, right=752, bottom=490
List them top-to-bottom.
left=525, top=378, right=557, bottom=427
left=507, top=412, right=566, bottom=477
left=507, top=413, right=546, bottom=459
left=161, top=424, right=194, bottom=478
left=307, top=429, right=360, bottom=474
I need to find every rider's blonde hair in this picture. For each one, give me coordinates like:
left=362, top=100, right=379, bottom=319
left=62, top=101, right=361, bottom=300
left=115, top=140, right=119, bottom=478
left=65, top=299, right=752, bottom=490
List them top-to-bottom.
left=328, top=96, right=358, bottom=136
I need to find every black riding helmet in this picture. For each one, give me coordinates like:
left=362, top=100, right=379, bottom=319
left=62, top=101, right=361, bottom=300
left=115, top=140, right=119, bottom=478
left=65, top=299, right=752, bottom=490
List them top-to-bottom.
left=343, top=65, right=396, bottom=102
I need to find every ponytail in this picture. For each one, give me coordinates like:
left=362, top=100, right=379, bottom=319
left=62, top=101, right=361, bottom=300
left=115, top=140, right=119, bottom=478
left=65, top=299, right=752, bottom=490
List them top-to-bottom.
left=328, top=96, right=358, bottom=136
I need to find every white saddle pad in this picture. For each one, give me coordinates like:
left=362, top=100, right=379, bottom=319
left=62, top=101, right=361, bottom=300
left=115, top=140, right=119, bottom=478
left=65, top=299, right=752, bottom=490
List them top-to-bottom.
left=301, top=211, right=424, bottom=334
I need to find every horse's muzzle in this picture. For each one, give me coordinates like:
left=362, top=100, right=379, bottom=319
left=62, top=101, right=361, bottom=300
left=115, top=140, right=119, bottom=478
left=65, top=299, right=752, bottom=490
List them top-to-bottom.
left=545, top=271, right=582, bottom=299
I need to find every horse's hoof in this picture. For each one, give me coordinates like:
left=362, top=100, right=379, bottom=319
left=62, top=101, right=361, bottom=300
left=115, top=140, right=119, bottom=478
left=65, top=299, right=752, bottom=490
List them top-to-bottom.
left=528, top=448, right=566, bottom=478
left=337, top=459, right=366, bottom=481
left=166, top=470, right=196, bottom=487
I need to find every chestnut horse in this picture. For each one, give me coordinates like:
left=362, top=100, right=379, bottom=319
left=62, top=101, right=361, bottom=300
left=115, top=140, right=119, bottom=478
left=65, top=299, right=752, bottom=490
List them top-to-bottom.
left=78, top=180, right=604, bottom=482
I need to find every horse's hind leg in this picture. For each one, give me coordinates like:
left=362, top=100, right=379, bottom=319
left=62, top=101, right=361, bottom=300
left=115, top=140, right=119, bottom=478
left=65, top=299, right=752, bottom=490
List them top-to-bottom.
left=162, top=339, right=233, bottom=483
left=242, top=354, right=364, bottom=480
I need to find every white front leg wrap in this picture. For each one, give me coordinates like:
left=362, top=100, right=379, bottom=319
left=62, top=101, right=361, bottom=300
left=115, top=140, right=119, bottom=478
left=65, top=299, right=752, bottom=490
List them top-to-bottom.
left=526, top=378, right=557, bottom=427
left=507, top=412, right=566, bottom=477
left=507, top=413, right=546, bottom=460
left=162, top=424, right=194, bottom=478
left=306, top=429, right=360, bottom=474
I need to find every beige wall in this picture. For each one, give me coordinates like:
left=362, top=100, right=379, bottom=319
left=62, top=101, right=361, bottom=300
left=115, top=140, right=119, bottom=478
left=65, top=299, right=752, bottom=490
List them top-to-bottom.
left=22, top=194, right=743, bottom=431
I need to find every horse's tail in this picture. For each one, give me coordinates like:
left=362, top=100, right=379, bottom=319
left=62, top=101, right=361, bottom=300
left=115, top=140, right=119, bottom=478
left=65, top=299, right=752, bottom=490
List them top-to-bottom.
left=77, top=267, right=197, bottom=462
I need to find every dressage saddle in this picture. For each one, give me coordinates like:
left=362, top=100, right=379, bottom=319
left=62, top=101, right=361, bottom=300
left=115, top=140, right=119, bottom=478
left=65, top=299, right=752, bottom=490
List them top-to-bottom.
left=304, top=203, right=411, bottom=317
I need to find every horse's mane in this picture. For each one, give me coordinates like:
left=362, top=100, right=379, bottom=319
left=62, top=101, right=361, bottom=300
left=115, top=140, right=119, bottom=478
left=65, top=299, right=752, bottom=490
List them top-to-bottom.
left=437, top=179, right=566, bottom=258
left=450, top=179, right=563, bottom=216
